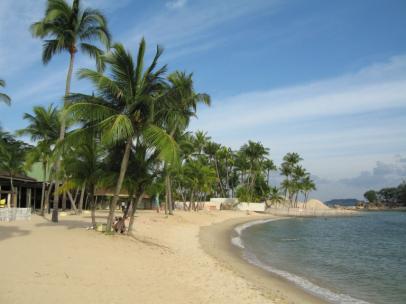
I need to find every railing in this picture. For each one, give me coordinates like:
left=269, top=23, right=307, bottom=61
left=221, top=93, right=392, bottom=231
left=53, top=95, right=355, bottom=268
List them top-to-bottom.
left=0, top=208, right=31, bottom=222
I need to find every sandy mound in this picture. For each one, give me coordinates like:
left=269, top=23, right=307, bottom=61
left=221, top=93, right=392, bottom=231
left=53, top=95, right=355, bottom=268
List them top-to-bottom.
left=305, top=199, right=330, bottom=209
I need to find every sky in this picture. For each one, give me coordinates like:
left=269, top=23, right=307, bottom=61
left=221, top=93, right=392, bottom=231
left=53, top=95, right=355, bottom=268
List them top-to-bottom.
left=0, top=0, right=405, bottom=201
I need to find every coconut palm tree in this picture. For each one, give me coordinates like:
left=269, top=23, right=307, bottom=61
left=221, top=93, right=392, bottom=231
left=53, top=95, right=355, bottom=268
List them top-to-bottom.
left=31, top=0, right=111, bottom=222
left=66, top=40, right=178, bottom=232
left=156, top=71, right=210, bottom=214
left=0, top=79, right=11, bottom=105
left=17, top=105, right=60, bottom=214
left=62, top=127, right=104, bottom=224
left=193, top=131, right=210, bottom=156
left=0, top=133, right=30, bottom=208
left=204, top=141, right=225, bottom=196
left=240, top=141, right=269, bottom=196
left=280, top=152, right=303, bottom=204
left=263, top=158, right=277, bottom=187
left=301, top=176, right=316, bottom=205
left=267, top=187, right=284, bottom=208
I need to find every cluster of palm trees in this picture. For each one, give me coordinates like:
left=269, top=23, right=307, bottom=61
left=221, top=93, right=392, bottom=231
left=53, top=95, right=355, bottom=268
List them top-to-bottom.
left=0, top=0, right=317, bottom=233
left=1, top=0, right=212, bottom=232
left=168, top=135, right=316, bottom=208
left=280, top=152, right=316, bottom=207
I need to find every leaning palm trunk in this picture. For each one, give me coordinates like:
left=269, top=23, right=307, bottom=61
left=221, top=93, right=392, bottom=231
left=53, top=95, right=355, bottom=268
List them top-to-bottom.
left=52, top=52, right=75, bottom=222
left=106, top=137, right=132, bottom=232
left=39, top=161, right=47, bottom=215
left=78, top=182, right=86, bottom=213
left=67, top=190, right=78, bottom=214
left=127, top=191, right=145, bottom=235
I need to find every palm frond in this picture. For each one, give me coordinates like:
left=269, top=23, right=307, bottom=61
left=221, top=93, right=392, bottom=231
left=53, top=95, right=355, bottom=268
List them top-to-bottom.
left=80, top=43, right=105, bottom=72
left=99, top=114, right=135, bottom=145
left=142, top=124, right=179, bottom=165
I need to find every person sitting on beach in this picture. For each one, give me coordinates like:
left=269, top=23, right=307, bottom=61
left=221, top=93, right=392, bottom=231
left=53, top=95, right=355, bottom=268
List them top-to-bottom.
left=113, top=216, right=126, bottom=234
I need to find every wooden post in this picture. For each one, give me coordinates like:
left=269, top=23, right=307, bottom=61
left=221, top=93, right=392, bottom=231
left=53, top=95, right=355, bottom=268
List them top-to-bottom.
left=14, top=187, right=21, bottom=208
left=26, top=188, right=32, bottom=209
left=33, top=188, right=37, bottom=211
left=7, top=193, right=11, bottom=208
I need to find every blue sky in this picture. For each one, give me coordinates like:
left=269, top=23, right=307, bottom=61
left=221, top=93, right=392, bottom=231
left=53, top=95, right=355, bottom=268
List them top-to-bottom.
left=0, top=0, right=405, bottom=200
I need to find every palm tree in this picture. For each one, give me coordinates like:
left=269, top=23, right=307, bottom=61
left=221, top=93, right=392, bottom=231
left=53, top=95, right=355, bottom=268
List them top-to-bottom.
left=31, top=0, right=111, bottom=222
left=66, top=40, right=178, bottom=232
left=156, top=71, right=210, bottom=214
left=0, top=79, right=11, bottom=105
left=17, top=105, right=60, bottom=214
left=62, top=127, right=103, bottom=224
left=193, top=131, right=210, bottom=156
left=0, top=133, right=30, bottom=208
left=240, top=141, right=269, bottom=196
left=204, top=142, right=225, bottom=197
left=216, top=146, right=233, bottom=197
left=280, top=152, right=303, bottom=204
left=263, top=158, right=277, bottom=186
left=291, top=165, right=306, bottom=207
left=301, top=176, right=316, bottom=205
left=267, top=187, right=285, bottom=208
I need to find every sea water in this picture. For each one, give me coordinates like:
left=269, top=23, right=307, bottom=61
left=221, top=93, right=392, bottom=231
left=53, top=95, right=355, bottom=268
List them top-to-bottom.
left=236, top=212, right=406, bottom=304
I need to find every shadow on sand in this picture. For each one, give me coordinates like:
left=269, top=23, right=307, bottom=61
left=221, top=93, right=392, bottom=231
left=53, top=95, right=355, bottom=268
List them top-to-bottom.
left=35, top=218, right=94, bottom=230
left=0, top=225, right=30, bottom=242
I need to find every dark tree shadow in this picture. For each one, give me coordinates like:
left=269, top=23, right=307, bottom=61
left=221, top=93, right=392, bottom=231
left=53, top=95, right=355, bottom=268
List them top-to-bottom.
left=0, top=225, right=30, bottom=242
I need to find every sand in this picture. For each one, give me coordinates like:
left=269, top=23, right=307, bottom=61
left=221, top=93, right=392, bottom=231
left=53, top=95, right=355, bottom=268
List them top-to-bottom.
left=0, top=210, right=325, bottom=304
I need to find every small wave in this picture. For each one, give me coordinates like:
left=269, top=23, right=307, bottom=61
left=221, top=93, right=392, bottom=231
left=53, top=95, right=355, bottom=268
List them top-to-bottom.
left=231, top=218, right=371, bottom=304
left=232, top=218, right=280, bottom=250
left=231, top=236, right=245, bottom=248
left=281, top=238, right=299, bottom=241
left=242, top=248, right=371, bottom=304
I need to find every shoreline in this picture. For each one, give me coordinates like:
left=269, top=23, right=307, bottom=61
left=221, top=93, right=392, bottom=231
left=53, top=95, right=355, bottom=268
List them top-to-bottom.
left=199, top=215, right=329, bottom=304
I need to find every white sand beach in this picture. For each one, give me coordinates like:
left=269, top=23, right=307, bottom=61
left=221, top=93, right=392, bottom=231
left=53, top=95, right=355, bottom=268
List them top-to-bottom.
left=0, top=210, right=328, bottom=304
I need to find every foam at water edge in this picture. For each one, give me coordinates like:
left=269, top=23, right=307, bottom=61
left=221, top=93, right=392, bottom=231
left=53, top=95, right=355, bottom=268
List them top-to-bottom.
left=232, top=218, right=280, bottom=249
left=231, top=219, right=371, bottom=304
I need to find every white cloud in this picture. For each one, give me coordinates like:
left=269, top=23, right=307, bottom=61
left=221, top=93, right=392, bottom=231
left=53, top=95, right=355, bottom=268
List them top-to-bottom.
left=123, top=0, right=279, bottom=59
left=166, top=0, right=188, bottom=9
left=191, top=55, right=406, bottom=133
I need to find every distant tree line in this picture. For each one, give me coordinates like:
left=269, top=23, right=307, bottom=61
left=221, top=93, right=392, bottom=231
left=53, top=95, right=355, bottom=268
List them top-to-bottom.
left=364, top=182, right=406, bottom=207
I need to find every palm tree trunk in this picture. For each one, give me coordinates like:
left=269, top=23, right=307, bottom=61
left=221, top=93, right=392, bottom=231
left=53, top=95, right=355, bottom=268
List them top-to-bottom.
left=52, top=51, right=76, bottom=223
left=106, top=137, right=132, bottom=232
left=214, top=158, right=225, bottom=197
left=40, top=161, right=47, bottom=215
left=9, top=174, right=14, bottom=208
left=166, top=175, right=173, bottom=215
left=44, top=182, right=53, bottom=214
left=78, top=182, right=86, bottom=213
left=90, top=185, right=96, bottom=228
left=164, top=187, right=169, bottom=215
left=67, top=190, right=78, bottom=214
left=62, top=191, right=67, bottom=210
left=128, top=191, right=145, bottom=235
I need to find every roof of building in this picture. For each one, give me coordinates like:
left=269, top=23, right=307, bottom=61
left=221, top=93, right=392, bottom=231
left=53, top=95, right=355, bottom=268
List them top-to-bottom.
left=0, top=171, right=37, bottom=183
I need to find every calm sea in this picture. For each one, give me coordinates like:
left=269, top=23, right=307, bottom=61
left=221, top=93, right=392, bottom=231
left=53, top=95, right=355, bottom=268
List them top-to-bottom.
left=236, top=212, right=406, bottom=304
